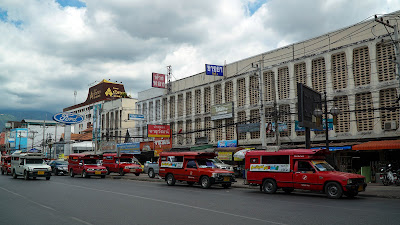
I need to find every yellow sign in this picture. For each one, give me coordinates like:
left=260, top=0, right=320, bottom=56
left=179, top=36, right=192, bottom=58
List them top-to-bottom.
left=217, top=152, right=232, bottom=161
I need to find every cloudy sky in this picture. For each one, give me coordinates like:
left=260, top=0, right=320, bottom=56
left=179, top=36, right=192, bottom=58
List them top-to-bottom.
left=0, top=0, right=398, bottom=113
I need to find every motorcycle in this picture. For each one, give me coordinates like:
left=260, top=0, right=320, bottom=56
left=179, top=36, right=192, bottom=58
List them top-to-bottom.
left=379, top=164, right=398, bottom=186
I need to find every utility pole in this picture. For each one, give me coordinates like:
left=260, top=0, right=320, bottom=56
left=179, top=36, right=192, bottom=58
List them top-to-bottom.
left=374, top=15, right=400, bottom=101
left=253, top=60, right=266, bottom=148
left=167, top=65, right=172, bottom=94
left=43, top=120, right=46, bottom=155
left=30, top=130, right=38, bottom=149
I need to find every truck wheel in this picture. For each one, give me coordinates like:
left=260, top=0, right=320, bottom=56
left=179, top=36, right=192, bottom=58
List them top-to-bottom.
left=106, top=168, right=110, bottom=175
left=119, top=168, right=125, bottom=176
left=1, top=169, right=4, bottom=175
left=54, top=169, right=59, bottom=176
left=69, top=169, right=74, bottom=177
left=148, top=169, right=155, bottom=178
left=12, top=170, right=17, bottom=179
left=82, top=170, right=89, bottom=178
left=24, top=171, right=29, bottom=180
left=135, top=173, right=140, bottom=176
left=166, top=174, right=176, bottom=186
left=101, top=175, right=106, bottom=179
left=46, top=176, right=50, bottom=180
left=200, top=176, right=211, bottom=189
left=262, top=179, right=277, bottom=194
left=325, top=182, right=343, bottom=199
left=222, top=183, right=231, bottom=189
left=282, top=188, right=294, bottom=194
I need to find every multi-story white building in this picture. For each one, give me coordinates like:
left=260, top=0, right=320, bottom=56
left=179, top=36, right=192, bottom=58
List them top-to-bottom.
left=136, top=11, right=400, bottom=149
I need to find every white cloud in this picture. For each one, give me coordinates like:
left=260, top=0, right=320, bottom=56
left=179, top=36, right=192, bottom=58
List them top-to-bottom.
left=0, top=0, right=398, bottom=112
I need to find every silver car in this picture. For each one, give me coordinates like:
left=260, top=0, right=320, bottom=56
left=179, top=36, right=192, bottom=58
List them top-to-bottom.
left=210, top=158, right=234, bottom=171
left=144, top=161, right=159, bottom=178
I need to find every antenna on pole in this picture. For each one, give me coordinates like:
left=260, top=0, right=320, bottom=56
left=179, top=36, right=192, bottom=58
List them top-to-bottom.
left=74, top=90, right=77, bottom=105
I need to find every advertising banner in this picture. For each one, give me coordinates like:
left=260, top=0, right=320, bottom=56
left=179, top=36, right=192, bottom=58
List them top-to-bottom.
left=205, top=64, right=224, bottom=76
left=152, top=73, right=166, bottom=88
left=211, top=102, right=233, bottom=120
left=128, top=114, right=145, bottom=120
left=295, top=119, right=333, bottom=132
left=266, top=122, right=288, bottom=133
left=238, top=123, right=260, bottom=133
left=148, top=125, right=171, bottom=138
left=154, top=137, right=172, bottom=157
left=217, top=140, right=238, bottom=148
left=140, top=141, right=154, bottom=152
left=117, top=142, right=140, bottom=154
left=217, top=152, right=232, bottom=161
left=160, top=161, right=183, bottom=168
left=250, top=164, right=290, bottom=172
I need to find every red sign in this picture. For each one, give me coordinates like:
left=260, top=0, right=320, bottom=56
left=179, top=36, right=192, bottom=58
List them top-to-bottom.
left=152, top=73, right=166, bottom=88
left=148, top=125, right=171, bottom=138
left=154, top=137, right=172, bottom=157
left=140, top=141, right=154, bottom=151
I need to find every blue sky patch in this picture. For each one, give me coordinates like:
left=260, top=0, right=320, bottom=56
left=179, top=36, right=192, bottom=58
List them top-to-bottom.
left=56, top=0, right=86, bottom=8
left=248, top=0, right=267, bottom=16
left=0, top=8, right=23, bottom=28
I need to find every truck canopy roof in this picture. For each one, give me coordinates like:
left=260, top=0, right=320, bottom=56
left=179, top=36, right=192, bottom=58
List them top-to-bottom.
left=246, top=149, right=325, bottom=157
left=11, top=151, right=44, bottom=158
left=160, top=151, right=216, bottom=159
left=69, top=153, right=100, bottom=159
left=103, top=153, right=136, bottom=158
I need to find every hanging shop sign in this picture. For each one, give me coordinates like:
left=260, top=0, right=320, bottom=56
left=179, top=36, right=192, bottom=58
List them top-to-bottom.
left=205, top=64, right=224, bottom=76
left=152, top=73, right=166, bottom=88
left=211, top=102, right=233, bottom=120
left=53, top=112, right=84, bottom=125
left=295, top=119, right=333, bottom=132
left=238, top=123, right=260, bottom=133
left=148, top=125, right=171, bottom=138
left=154, top=137, right=172, bottom=157
left=117, top=142, right=140, bottom=154
left=217, top=152, right=232, bottom=161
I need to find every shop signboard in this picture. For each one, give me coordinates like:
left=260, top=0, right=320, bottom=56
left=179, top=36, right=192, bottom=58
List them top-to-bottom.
left=205, top=64, right=223, bottom=76
left=152, top=73, right=166, bottom=88
left=211, top=102, right=233, bottom=120
left=53, top=112, right=84, bottom=125
left=128, top=114, right=145, bottom=120
left=295, top=119, right=333, bottom=132
left=266, top=122, right=288, bottom=133
left=238, top=123, right=260, bottom=133
left=148, top=125, right=171, bottom=138
left=154, top=137, right=172, bottom=157
left=217, top=140, right=238, bottom=148
left=140, top=141, right=154, bottom=152
left=117, top=142, right=140, bottom=154
left=311, top=146, right=351, bottom=151
left=217, top=152, right=232, bottom=161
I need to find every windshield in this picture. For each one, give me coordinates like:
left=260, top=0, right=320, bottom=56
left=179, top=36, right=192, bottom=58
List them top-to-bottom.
left=120, top=158, right=133, bottom=163
left=210, top=158, right=223, bottom=164
left=26, top=159, right=44, bottom=164
left=83, top=159, right=99, bottom=165
left=197, top=159, right=217, bottom=168
left=311, top=160, right=335, bottom=171
left=56, top=161, right=68, bottom=166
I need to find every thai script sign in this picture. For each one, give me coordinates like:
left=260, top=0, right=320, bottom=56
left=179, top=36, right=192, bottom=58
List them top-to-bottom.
left=205, top=64, right=224, bottom=76
left=152, top=73, right=166, bottom=88
left=211, top=102, right=233, bottom=120
left=53, top=112, right=84, bottom=125
left=128, top=114, right=145, bottom=120
left=295, top=119, right=333, bottom=132
left=238, top=123, right=260, bottom=133
left=148, top=125, right=171, bottom=138
left=217, top=140, right=237, bottom=148
left=117, top=142, right=140, bottom=154
left=217, top=152, right=232, bottom=161
left=160, top=161, right=183, bottom=168
left=250, top=164, right=290, bottom=172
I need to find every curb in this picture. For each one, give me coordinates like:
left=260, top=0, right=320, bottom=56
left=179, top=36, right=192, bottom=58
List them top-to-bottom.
left=108, top=174, right=400, bottom=199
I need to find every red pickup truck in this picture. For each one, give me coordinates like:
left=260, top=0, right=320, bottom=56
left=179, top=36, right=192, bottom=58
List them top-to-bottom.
left=245, top=149, right=367, bottom=198
left=158, top=152, right=236, bottom=189
left=102, top=153, right=143, bottom=176
left=68, top=154, right=107, bottom=178
left=1, top=155, right=11, bottom=175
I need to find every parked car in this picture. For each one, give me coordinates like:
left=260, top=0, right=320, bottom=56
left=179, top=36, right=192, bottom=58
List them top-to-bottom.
left=102, top=153, right=143, bottom=176
left=49, top=160, right=69, bottom=176
left=144, top=161, right=159, bottom=178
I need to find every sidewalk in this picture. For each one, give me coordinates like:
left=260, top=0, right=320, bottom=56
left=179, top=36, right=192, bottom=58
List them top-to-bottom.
left=110, top=173, right=400, bottom=199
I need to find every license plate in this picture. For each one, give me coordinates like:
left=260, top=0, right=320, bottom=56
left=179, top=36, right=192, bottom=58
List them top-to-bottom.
left=130, top=169, right=136, bottom=172
left=38, top=171, right=44, bottom=175
left=95, top=171, right=101, bottom=175
left=223, top=176, right=230, bottom=182
left=358, top=185, right=364, bottom=191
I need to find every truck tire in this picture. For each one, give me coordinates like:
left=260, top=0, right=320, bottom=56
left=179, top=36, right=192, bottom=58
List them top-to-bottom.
left=1, top=168, right=4, bottom=175
left=106, top=168, right=110, bottom=175
left=119, top=168, right=125, bottom=176
left=54, top=169, right=59, bottom=176
left=69, top=169, right=75, bottom=177
left=148, top=169, right=155, bottom=178
left=12, top=170, right=17, bottom=179
left=24, top=170, right=29, bottom=180
left=82, top=170, right=89, bottom=178
left=135, top=173, right=140, bottom=176
left=166, top=174, right=176, bottom=186
left=101, top=175, right=106, bottom=179
left=46, top=176, right=50, bottom=180
left=200, top=176, right=211, bottom=189
left=262, top=179, right=277, bottom=194
left=325, top=182, right=343, bottom=199
left=222, top=183, right=231, bottom=189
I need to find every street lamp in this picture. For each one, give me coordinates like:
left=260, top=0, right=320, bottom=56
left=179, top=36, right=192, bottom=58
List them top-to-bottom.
left=313, top=92, right=341, bottom=151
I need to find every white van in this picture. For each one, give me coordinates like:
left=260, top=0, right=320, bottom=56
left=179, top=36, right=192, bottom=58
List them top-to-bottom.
left=11, top=151, right=52, bottom=180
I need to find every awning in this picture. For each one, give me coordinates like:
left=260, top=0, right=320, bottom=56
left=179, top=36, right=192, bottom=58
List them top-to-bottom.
left=352, top=140, right=400, bottom=151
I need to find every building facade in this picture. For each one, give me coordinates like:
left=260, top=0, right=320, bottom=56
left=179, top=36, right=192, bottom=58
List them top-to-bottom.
left=136, top=11, right=400, bottom=149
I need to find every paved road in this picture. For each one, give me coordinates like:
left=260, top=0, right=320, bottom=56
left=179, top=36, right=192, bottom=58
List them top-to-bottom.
left=1, top=174, right=399, bottom=225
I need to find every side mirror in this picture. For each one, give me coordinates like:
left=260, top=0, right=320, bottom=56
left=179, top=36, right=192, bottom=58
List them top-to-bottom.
left=79, top=162, right=83, bottom=166
left=312, top=169, right=316, bottom=173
